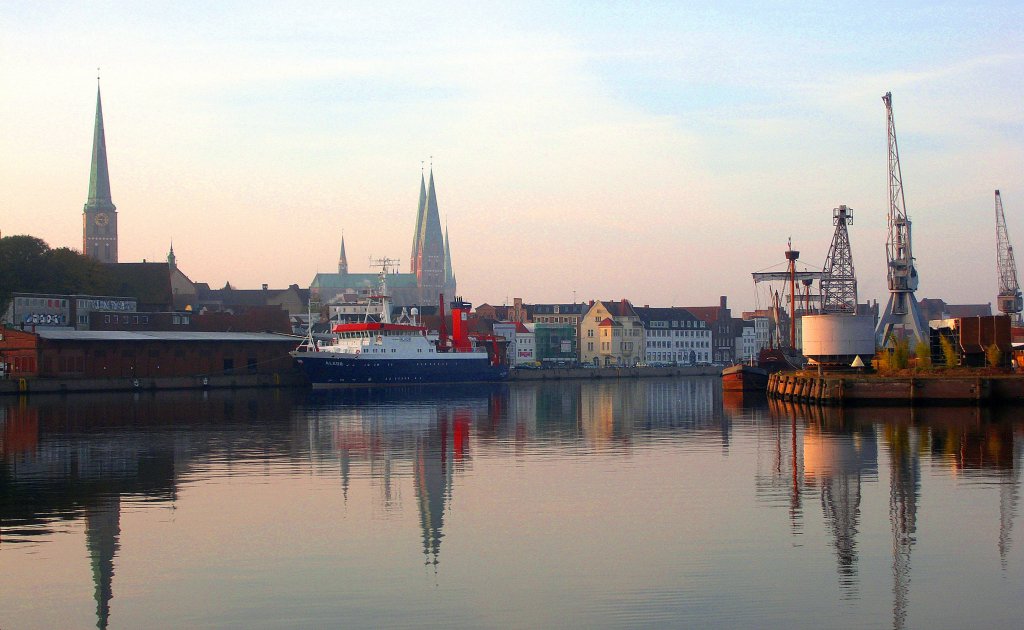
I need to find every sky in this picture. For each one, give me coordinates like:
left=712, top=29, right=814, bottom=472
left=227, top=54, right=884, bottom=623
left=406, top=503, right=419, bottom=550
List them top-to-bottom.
left=1, top=1, right=1022, bottom=313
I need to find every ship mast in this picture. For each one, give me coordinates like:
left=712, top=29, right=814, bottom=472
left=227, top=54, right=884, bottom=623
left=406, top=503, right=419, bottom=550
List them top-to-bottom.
left=786, top=238, right=799, bottom=348
left=367, top=257, right=399, bottom=324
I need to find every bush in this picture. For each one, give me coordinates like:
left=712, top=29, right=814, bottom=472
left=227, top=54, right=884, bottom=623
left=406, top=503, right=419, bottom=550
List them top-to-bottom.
left=891, top=335, right=910, bottom=371
left=940, top=336, right=958, bottom=368
left=914, top=340, right=932, bottom=370
left=986, top=343, right=1003, bottom=368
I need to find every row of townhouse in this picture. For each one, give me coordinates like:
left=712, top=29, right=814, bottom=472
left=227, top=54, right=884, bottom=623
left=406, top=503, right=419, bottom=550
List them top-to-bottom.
left=476, top=296, right=742, bottom=368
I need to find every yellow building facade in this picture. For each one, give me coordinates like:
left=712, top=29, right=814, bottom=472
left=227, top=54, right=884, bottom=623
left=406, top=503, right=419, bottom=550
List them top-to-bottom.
left=579, top=300, right=645, bottom=366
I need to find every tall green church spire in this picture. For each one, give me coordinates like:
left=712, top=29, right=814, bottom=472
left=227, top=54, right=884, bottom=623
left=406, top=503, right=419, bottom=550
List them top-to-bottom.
left=83, top=77, right=118, bottom=263
left=86, top=82, right=115, bottom=212
left=410, top=170, right=426, bottom=274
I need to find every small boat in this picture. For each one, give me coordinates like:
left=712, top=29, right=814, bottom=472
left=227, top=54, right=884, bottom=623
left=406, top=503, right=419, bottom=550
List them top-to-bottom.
left=291, top=269, right=508, bottom=387
left=721, top=362, right=769, bottom=392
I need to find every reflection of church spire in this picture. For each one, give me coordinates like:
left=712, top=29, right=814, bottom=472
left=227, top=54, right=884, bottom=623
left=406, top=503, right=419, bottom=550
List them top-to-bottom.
left=414, top=419, right=451, bottom=567
left=886, top=425, right=919, bottom=630
left=339, top=446, right=351, bottom=503
left=86, top=495, right=121, bottom=630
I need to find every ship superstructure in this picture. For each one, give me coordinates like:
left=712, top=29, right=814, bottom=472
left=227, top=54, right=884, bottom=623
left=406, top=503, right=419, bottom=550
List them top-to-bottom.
left=292, top=261, right=507, bottom=387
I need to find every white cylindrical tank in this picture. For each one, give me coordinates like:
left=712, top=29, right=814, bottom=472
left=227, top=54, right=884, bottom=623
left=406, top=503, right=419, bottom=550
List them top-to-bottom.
left=801, top=314, right=875, bottom=365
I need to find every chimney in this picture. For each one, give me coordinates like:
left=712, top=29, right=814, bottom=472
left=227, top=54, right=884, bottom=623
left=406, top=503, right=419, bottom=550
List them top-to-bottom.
left=720, top=296, right=727, bottom=309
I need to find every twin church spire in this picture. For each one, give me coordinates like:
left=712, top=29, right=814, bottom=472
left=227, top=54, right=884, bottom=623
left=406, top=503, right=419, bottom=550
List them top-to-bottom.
left=335, top=169, right=455, bottom=303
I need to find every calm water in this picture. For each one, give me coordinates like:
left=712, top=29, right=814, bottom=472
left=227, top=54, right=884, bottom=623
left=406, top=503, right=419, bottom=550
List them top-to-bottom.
left=1, top=377, right=1022, bottom=629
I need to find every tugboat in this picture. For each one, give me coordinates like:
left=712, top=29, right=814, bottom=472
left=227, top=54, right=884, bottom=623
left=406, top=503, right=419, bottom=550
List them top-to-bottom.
left=291, top=267, right=508, bottom=387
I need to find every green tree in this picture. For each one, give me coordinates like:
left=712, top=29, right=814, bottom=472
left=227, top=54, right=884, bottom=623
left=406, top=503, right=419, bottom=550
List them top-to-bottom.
left=0, top=235, right=50, bottom=310
left=0, top=235, right=116, bottom=314
left=43, top=247, right=109, bottom=295
left=890, top=335, right=910, bottom=371
left=940, top=335, right=958, bottom=368
left=914, top=339, right=932, bottom=371
left=986, top=343, right=1003, bottom=368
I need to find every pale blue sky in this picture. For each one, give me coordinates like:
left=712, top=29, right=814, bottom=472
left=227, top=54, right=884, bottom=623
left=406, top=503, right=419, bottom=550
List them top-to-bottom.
left=2, top=1, right=1022, bottom=311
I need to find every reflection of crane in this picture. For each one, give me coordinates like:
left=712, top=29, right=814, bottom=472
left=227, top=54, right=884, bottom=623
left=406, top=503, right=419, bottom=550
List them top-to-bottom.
left=876, top=92, right=927, bottom=347
left=995, top=190, right=1022, bottom=325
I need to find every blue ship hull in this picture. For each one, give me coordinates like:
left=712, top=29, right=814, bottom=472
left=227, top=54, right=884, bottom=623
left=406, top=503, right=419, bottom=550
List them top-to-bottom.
left=294, top=354, right=509, bottom=386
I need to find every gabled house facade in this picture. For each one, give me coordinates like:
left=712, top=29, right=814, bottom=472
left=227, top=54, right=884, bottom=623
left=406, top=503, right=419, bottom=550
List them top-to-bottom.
left=579, top=299, right=644, bottom=366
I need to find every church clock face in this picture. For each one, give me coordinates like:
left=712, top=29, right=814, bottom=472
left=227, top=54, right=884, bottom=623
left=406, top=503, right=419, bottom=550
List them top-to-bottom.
left=94, top=212, right=109, bottom=226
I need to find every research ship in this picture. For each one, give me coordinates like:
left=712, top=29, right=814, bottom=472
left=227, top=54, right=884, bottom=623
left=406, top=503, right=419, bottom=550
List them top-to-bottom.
left=291, top=271, right=508, bottom=387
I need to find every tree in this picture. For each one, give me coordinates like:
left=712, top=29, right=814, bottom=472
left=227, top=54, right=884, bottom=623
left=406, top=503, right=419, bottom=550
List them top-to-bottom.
left=0, top=235, right=50, bottom=310
left=0, top=235, right=115, bottom=314
left=890, top=334, right=910, bottom=371
left=940, top=335, right=958, bottom=368
left=914, top=339, right=931, bottom=371
left=986, top=343, right=1003, bottom=369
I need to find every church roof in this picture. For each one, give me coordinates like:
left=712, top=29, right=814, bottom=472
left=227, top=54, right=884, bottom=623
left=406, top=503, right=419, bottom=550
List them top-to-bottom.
left=105, top=263, right=172, bottom=308
left=311, top=272, right=419, bottom=290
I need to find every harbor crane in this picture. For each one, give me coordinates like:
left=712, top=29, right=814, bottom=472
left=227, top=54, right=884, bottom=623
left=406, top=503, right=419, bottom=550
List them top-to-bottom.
left=875, top=92, right=927, bottom=346
left=995, top=190, right=1022, bottom=324
left=821, top=205, right=858, bottom=314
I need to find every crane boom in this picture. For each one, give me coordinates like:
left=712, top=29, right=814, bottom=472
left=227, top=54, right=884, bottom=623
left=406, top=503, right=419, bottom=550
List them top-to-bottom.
left=875, top=92, right=927, bottom=346
left=995, top=189, right=1022, bottom=324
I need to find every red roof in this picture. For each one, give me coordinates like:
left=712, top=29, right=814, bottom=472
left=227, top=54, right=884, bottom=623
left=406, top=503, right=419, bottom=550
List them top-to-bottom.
left=685, top=306, right=721, bottom=324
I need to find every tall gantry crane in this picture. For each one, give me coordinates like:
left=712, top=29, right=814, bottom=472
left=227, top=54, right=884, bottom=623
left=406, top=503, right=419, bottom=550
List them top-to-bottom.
left=875, top=92, right=927, bottom=346
left=995, top=189, right=1022, bottom=324
left=821, top=205, right=858, bottom=314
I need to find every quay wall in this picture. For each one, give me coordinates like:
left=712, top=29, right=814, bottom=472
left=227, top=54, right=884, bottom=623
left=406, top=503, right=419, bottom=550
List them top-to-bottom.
left=0, top=364, right=719, bottom=395
left=510, top=365, right=719, bottom=381
left=767, top=371, right=1024, bottom=405
left=0, top=372, right=307, bottom=396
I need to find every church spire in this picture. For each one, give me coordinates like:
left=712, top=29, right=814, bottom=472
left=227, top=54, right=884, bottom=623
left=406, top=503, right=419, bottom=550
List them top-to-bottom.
left=83, top=76, right=118, bottom=263
left=87, top=80, right=114, bottom=211
left=414, top=168, right=446, bottom=300
left=410, top=169, right=427, bottom=274
left=443, top=221, right=454, bottom=285
left=338, top=232, right=348, bottom=275
left=167, top=240, right=176, bottom=269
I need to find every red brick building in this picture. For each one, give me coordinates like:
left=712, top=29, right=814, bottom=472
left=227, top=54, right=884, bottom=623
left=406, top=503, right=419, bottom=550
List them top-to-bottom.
left=0, top=327, right=297, bottom=379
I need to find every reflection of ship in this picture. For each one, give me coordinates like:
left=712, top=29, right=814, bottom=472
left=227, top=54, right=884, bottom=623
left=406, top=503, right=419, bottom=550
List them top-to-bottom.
left=292, top=264, right=508, bottom=387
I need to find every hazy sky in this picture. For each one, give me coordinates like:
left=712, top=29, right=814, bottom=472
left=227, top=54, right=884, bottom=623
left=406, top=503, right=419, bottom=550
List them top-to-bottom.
left=2, top=1, right=1022, bottom=312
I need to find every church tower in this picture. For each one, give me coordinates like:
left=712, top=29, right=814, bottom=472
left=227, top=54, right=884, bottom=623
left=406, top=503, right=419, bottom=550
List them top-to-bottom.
left=83, top=80, right=118, bottom=263
left=413, top=170, right=446, bottom=303
left=410, top=173, right=427, bottom=275
left=338, top=233, right=348, bottom=275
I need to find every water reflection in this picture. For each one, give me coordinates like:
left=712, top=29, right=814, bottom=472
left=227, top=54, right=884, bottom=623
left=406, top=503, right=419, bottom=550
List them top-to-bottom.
left=1, top=380, right=1022, bottom=629
left=766, top=401, right=1022, bottom=629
